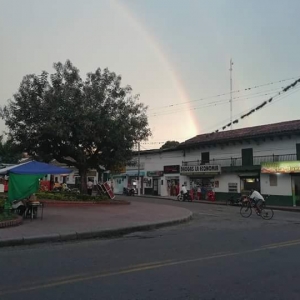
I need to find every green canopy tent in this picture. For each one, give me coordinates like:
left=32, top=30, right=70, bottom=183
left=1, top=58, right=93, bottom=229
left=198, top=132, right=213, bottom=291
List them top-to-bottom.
left=0, top=161, right=72, bottom=208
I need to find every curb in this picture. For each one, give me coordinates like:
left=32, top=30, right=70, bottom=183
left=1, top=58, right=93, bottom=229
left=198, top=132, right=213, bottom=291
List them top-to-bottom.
left=134, top=195, right=300, bottom=213
left=39, top=200, right=130, bottom=207
left=0, top=211, right=193, bottom=248
left=0, top=216, right=23, bottom=229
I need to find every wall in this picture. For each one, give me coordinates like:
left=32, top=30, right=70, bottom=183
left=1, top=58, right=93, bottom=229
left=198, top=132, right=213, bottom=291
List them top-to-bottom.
left=184, top=135, right=299, bottom=162
left=260, top=173, right=291, bottom=196
left=215, top=174, right=241, bottom=193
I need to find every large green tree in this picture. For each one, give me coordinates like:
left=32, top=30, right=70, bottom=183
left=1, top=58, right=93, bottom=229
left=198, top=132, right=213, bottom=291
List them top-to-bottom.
left=1, top=60, right=151, bottom=191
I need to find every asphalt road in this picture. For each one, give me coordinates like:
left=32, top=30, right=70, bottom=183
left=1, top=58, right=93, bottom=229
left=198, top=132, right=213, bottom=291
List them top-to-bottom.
left=1, top=197, right=300, bottom=300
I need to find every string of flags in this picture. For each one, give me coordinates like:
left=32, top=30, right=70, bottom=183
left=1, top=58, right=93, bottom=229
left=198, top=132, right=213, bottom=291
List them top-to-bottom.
left=148, top=76, right=298, bottom=111
left=210, top=78, right=300, bottom=135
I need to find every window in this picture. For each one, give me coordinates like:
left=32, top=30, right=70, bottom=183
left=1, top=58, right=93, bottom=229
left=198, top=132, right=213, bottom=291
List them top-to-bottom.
left=242, top=148, right=253, bottom=166
left=201, top=152, right=210, bottom=164
left=269, top=174, right=277, bottom=186
left=228, top=183, right=238, bottom=193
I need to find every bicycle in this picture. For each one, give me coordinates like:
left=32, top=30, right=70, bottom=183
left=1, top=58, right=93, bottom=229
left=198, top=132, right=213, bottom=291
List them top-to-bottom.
left=240, top=195, right=274, bottom=220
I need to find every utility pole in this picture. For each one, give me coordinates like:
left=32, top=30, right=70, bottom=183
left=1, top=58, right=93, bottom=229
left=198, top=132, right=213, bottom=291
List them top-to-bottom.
left=230, top=59, right=233, bottom=130
left=137, top=142, right=140, bottom=196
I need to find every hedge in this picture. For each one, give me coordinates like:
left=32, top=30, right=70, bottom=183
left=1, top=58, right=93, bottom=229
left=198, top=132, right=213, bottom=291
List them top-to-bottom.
left=36, top=192, right=109, bottom=202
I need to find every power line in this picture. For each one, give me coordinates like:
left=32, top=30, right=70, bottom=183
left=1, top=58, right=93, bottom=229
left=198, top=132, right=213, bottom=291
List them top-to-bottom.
left=148, top=76, right=298, bottom=111
left=145, top=80, right=300, bottom=147
left=148, top=89, right=281, bottom=117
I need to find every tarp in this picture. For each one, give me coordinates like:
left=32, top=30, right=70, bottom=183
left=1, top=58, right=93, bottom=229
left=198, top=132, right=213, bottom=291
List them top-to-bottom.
left=0, top=160, right=72, bottom=175
left=8, top=174, right=44, bottom=202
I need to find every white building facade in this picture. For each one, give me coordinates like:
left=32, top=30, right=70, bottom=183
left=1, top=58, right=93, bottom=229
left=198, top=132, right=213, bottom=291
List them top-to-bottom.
left=113, top=120, right=300, bottom=207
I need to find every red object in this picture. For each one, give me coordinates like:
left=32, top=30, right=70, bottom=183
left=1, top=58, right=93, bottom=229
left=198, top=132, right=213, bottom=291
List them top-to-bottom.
left=40, top=180, right=50, bottom=192
left=4, top=181, right=8, bottom=192
left=103, top=182, right=115, bottom=199
left=175, top=185, right=179, bottom=195
left=189, top=190, right=194, bottom=201
left=207, top=191, right=215, bottom=201
left=197, top=192, right=201, bottom=200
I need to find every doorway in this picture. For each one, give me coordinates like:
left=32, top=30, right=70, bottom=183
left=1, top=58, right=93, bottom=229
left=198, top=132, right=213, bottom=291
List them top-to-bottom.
left=292, top=175, right=300, bottom=206
left=153, top=178, right=158, bottom=196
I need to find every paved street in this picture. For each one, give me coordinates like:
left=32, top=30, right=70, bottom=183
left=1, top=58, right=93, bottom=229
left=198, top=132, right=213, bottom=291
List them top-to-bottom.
left=1, top=197, right=300, bottom=300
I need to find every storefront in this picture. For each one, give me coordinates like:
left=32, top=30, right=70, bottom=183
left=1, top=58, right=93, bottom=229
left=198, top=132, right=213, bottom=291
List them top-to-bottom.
left=261, top=161, right=300, bottom=206
left=180, top=164, right=221, bottom=200
left=163, top=165, right=180, bottom=196
left=112, top=171, right=145, bottom=194
left=126, top=171, right=146, bottom=195
left=144, top=171, right=164, bottom=196
left=239, top=173, right=261, bottom=193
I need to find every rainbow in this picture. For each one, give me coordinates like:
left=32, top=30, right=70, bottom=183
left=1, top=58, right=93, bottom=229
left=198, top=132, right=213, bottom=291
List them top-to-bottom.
left=111, top=0, right=200, bottom=140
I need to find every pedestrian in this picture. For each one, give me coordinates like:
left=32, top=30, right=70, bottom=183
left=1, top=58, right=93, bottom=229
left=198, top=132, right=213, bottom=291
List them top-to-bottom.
left=87, top=179, right=93, bottom=195
left=197, top=186, right=201, bottom=200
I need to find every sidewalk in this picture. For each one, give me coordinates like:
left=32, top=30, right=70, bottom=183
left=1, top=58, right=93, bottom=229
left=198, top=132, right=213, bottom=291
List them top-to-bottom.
left=136, top=195, right=300, bottom=213
left=0, top=201, right=192, bottom=247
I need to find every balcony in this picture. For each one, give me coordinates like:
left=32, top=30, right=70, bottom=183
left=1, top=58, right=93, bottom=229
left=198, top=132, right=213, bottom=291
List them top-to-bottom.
left=182, top=154, right=297, bottom=167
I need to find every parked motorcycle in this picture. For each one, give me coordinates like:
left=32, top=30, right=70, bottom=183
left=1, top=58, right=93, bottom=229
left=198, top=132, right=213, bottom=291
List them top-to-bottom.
left=123, top=187, right=135, bottom=196
left=226, top=195, right=246, bottom=206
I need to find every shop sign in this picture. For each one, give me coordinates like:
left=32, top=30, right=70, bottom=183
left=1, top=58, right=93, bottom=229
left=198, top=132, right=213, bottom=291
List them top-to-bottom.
left=261, top=161, right=300, bottom=174
left=164, top=165, right=180, bottom=174
left=180, top=165, right=221, bottom=175
left=147, top=171, right=164, bottom=177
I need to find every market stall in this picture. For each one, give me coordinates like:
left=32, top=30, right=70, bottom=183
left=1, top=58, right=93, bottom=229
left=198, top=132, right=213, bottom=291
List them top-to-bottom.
left=0, top=161, right=71, bottom=213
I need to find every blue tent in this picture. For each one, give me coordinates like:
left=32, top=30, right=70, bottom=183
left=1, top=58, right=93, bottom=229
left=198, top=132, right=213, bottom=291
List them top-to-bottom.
left=0, top=160, right=72, bottom=175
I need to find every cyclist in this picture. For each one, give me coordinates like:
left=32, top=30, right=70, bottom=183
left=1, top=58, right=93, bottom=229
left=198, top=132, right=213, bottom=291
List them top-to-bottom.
left=249, top=189, right=265, bottom=214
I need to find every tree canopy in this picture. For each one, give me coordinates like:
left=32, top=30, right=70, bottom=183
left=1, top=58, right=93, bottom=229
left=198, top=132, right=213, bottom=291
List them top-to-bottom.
left=1, top=60, right=151, bottom=190
left=0, top=136, right=22, bottom=164
left=160, top=140, right=180, bottom=150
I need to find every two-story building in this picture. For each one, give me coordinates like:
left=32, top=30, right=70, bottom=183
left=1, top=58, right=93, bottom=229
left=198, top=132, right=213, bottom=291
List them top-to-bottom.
left=112, top=119, right=300, bottom=206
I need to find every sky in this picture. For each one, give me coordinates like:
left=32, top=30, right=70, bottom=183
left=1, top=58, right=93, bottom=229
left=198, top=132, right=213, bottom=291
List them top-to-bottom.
left=0, top=0, right=300, bottom=149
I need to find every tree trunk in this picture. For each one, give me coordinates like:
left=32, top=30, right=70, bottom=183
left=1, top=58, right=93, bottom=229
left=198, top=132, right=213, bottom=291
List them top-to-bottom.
left=79, top=168, right=88, bottom=194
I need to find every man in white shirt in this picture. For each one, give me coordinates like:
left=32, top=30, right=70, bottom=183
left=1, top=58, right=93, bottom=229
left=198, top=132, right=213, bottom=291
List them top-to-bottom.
left=181, top=184, right=187, bottom=194
left=249, top=189, right=265, bottom=213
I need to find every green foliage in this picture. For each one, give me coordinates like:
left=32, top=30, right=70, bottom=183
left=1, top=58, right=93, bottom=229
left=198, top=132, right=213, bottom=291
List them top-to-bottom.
left=1, top=60, right=151, bottom=190
left=0, top=136, right=22, bottom=164
left=160, top=140, right=180, bottom=150
left=36, top=192, right=109, bottom=202
left=0, top=198, right=5, bottom=213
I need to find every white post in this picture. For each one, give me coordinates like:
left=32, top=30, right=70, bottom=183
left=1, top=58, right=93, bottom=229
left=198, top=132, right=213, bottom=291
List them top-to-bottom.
left=230, top=59, right=233, bottom=130
left=137, top=142, right=141, bottom=196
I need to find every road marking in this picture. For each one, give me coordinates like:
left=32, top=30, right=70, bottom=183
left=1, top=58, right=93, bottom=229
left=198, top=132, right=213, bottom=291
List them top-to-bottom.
left=1, top=240, right=300, bottom=295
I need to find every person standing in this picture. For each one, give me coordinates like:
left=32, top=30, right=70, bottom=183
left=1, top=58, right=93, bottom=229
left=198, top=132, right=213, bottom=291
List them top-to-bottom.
left=87, top=179, right=93, bottom=195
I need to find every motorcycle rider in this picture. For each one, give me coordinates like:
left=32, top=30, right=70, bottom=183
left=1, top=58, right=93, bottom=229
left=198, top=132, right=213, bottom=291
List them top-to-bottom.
left=181, top=184, right=188, bottom=201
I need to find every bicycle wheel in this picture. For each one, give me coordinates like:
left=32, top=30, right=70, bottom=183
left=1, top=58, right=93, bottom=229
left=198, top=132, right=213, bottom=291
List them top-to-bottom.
left=240, top=205, right=252, bottom=218
left=260, top=207, right=274, bottom=220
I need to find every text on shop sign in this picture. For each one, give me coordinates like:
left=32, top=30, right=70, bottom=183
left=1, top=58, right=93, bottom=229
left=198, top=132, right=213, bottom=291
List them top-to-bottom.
left=180, top=165, right=221, bottom=174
